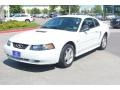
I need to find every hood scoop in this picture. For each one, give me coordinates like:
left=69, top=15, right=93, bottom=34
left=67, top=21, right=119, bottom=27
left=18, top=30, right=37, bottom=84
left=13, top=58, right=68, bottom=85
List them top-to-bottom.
left=36, top=30, right=47, bottom=33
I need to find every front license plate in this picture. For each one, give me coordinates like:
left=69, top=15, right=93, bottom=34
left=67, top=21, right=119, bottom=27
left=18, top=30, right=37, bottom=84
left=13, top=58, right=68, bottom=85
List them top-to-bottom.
left=12, top=51, right=21, bottom=58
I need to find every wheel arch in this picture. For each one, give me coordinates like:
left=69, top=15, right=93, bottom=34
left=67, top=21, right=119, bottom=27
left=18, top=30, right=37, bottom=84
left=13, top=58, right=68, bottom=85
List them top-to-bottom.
left=25, top=19, right=30, bottom=22
left=101, top=32, right=108, bottom=40
left=57, top=41, right=76, bottom=68
left=63, top=41, right=76, bottom=55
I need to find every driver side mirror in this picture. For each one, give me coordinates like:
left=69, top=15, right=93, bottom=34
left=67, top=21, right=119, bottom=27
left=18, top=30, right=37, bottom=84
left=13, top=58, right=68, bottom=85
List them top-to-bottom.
left=81, top=24, right=90, bottom=32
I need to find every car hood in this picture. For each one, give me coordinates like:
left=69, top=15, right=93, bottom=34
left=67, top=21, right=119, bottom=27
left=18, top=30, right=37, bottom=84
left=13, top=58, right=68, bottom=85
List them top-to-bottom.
left=9, top=29, right=76, bottom=45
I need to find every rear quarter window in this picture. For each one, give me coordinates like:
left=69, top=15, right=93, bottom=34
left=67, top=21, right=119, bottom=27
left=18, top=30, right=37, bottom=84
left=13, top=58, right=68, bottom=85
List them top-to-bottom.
left=93, top=19, right=100, bottom=27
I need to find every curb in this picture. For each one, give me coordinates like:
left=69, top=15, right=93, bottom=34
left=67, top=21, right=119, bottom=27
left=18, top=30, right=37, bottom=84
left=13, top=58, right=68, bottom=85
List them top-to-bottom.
left=0, top=27, right=39, bottom=34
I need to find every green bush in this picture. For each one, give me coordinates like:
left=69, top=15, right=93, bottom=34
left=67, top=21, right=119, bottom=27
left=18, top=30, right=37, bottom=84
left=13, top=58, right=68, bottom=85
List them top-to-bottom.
left=0, top=20, right=39, bottom=31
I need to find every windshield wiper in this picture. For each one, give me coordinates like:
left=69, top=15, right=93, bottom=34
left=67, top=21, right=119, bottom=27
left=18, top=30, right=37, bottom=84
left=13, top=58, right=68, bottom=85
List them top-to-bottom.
left=41, top=26, right=49, bottom=28
left=41, top=26, right=59, bottom=29
left=41, top=26, right=74, bottom=31
left=49, top=26, right=59, bottom=29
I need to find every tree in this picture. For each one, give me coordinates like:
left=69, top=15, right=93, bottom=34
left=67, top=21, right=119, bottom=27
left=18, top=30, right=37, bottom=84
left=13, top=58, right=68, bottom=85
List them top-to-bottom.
left=10, top=5, right=23, bottom=14
left=49, top=5, right=58, bottom=13
left=60, top=5, right=80, bottom=15
left=60, top=5, right=69, bottom=15
left=70, top=5, right=80, bottom=13
left=93, top=5, right=103, bottom=14
left=30, top=8, right=41, bottom=14
left=42, top=8, right=48, bottom=14
left=90, top=8, right=94, bottom=13
left=26, top=9, right=31, bottom=14
left=81, top=9, right=90, bottom=15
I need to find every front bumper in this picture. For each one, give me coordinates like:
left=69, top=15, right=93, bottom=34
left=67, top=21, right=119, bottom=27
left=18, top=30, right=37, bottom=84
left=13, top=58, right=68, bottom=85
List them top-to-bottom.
left=4, top=45, right=60, bottom=65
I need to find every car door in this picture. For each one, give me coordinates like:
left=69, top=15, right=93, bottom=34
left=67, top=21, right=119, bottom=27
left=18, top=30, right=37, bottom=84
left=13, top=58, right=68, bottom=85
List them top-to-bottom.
left=12, top=14, right=21, bottom=21
left=15, top=14, right=25, bottom=21
left=20, top=14, right=27, bottom=21
left=76, top=18, right=101, bottom=54
left=92, top=18, right=101, bottom=43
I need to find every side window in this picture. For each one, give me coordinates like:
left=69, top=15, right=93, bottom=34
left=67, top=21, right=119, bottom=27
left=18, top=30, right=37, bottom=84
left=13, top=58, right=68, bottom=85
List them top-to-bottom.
left=14, top=14, right=21, bottom=17
left=21, top=15, right=27, bottom=17
left=81, top=18, right=95, bottom=31
left=86, top=18, right=95, bottom=28
left=93, top=19, right=100, bottom=27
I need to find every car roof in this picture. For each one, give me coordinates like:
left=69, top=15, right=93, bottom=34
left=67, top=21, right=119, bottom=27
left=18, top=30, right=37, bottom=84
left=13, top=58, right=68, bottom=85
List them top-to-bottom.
left=57, top=15, right=94, bottom=19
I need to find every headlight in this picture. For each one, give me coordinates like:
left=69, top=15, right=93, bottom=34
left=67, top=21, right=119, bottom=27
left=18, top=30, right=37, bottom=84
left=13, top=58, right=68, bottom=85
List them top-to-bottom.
left=7, top=40, right=11, bottom=46
left=30, top=43, right=55, bottom=51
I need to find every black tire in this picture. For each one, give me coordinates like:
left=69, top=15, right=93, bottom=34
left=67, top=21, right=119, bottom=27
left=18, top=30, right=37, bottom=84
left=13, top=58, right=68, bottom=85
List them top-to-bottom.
left=25, top=19, right=30, bottom=22
left=99, top=34, right=107, bottom=50
left=57, top=44, right=75, bottom=68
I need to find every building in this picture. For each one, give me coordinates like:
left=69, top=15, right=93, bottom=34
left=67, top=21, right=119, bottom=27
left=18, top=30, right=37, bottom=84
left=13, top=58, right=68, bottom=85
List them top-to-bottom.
left=0, top=5, right=5, bottom=21
left=103, top=5, right=120, bottom=15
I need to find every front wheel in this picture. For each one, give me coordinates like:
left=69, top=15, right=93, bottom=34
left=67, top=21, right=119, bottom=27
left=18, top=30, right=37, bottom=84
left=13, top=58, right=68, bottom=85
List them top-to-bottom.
left=99, top=34, right=107, bottom=50
left=57, top=44, right=75, bottom=68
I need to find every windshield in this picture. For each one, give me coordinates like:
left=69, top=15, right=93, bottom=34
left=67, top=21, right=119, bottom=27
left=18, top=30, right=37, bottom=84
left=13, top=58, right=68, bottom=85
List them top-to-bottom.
left=41, top=17, right=81, bottom=32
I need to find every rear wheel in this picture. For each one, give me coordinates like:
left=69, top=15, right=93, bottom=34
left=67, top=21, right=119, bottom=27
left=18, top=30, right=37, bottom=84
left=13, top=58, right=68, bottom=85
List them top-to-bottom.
left=25, top=19, right=30, bottom=22
left=99, top=34, right=107, bottom=50
left=57, top=44, right=75, bottom=68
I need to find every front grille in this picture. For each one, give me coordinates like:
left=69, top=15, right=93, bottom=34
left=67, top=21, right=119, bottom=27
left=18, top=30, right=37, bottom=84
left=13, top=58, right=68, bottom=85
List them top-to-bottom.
left=13, top=42, right=28, bottom=49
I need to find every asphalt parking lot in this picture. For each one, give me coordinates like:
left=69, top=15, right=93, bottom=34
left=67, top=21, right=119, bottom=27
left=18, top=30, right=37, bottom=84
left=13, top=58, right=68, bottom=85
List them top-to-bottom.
left=1, top=21, right=120, bottom=84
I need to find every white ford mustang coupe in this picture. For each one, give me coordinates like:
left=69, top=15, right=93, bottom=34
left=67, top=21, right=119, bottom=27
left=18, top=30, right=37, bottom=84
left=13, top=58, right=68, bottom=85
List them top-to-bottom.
left=4, top=15, right=110, bottom=68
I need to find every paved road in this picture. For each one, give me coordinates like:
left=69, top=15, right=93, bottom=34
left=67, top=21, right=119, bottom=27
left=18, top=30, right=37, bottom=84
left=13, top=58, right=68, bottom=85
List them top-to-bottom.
left=0, top=29, right=120, bottom=84
left=106, top=31, right=120, bottom=57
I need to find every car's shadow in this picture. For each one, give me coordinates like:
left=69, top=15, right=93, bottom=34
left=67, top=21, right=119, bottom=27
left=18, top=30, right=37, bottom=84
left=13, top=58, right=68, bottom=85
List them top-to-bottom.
left=3, top=49, right=97, bottom=72
left=3, top=59, right=56, bottom=72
